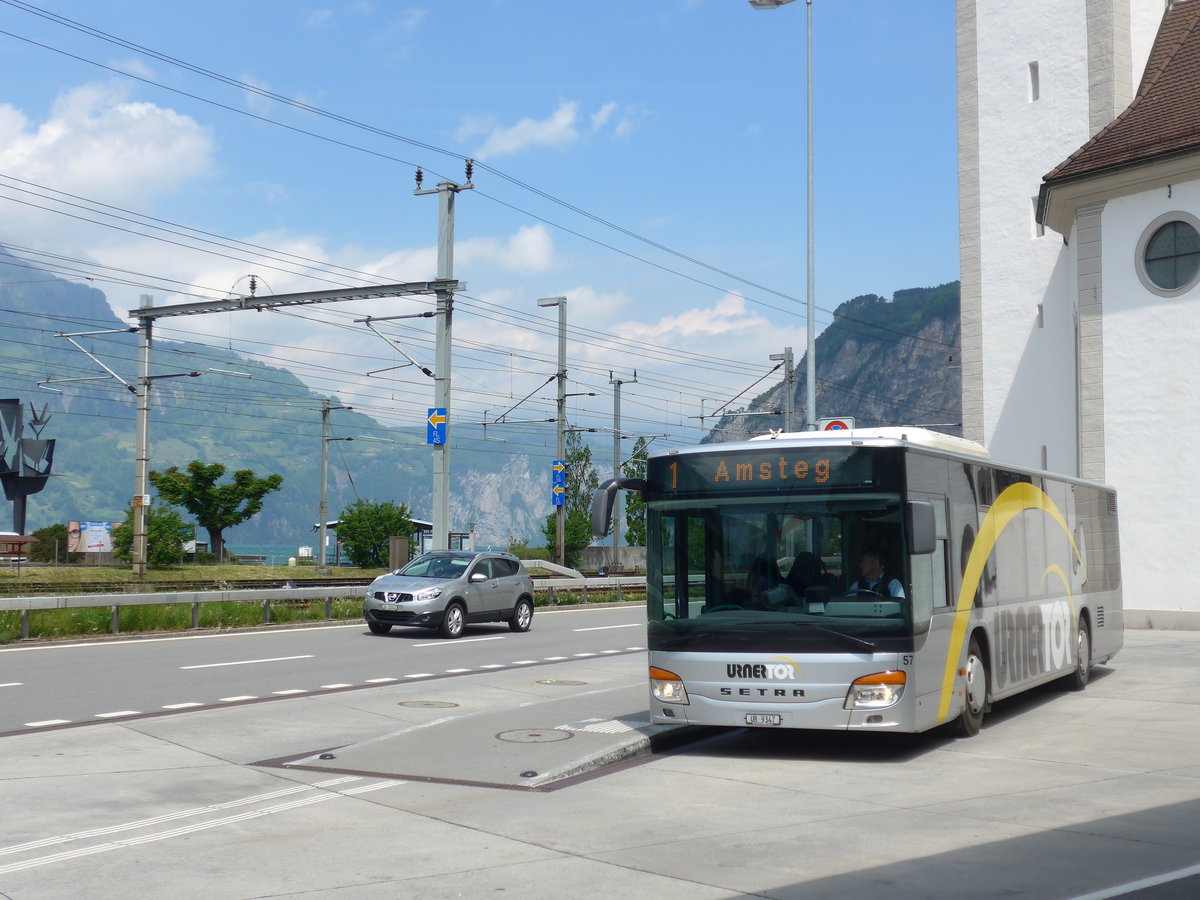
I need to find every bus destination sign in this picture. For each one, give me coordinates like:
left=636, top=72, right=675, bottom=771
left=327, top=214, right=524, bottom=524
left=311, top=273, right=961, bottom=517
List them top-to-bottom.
left=649, top=446, right=882, bottom=495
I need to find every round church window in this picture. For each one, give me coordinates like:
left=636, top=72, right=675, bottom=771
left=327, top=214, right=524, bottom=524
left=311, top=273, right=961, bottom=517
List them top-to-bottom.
left=1138, top=214, right=1200, bottom=295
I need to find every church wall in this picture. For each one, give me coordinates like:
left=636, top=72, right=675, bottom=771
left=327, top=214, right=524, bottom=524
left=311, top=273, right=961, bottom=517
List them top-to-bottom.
left=1100, top=185, right=1200, bottom=609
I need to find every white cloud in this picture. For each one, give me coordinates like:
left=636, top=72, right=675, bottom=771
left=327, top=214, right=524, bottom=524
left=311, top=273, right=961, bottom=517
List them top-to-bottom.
left=305, top=9, right=334, bottom=28
left=239, top=73, right=275, bottom=116
left=0, top=82, right=214, bottom=212
left=470, top=101, right=580, bottom=160
left=591, top=101, right=618, bottom=132
left=458, top=224, right=555, bottom=273
left=617, top=291, right=768, bottom=341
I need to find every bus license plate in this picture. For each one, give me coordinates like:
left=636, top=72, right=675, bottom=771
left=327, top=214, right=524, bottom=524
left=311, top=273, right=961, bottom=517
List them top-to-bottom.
left=745, top=714, right=782, bottom=726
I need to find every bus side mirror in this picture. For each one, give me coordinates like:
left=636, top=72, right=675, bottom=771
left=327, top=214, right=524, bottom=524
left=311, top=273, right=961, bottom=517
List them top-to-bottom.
left=591, top=478, right=646, bottom=539
left=907, top=500, right=936, bottom=555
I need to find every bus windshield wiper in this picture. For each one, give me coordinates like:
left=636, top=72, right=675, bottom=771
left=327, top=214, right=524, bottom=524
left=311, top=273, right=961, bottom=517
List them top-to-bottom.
left=809, top=624, right=876, bottom=652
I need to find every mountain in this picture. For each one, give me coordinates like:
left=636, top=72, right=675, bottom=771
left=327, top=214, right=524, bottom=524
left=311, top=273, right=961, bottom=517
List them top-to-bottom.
left=0, top=255, right=556, bottom=549
left=0, top=257, right=959, bottom=549
left=704, top=283, right=961, bottom=443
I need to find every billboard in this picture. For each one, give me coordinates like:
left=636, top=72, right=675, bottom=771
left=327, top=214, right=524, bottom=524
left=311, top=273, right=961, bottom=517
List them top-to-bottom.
left=68, top=521, right=120, bottom=554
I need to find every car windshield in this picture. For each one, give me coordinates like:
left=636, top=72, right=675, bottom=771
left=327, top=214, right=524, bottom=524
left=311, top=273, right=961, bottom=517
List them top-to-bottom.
left=398, top=555, right=472, bottom=579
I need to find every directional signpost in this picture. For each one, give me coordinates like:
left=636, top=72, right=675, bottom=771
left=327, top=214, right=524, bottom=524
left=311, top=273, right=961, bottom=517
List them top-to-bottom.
left=427, top=408, right=447, bottom=445
left=551, top=459, right=566, bottom=507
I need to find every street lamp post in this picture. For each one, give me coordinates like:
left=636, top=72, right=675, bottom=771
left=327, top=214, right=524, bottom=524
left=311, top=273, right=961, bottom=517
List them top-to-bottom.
left=750, top=0, right=817, bottom=429
left=537, top=296, right=567, bottom=566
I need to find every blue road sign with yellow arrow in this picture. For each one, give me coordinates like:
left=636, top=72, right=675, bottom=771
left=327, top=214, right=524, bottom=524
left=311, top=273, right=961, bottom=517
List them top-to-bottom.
left=427, top=408, right=447, bottom=444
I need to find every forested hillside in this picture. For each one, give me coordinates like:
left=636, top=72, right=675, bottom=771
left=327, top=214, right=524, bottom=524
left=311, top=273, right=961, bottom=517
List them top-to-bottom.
left=0, top=258, right=554, bottom=549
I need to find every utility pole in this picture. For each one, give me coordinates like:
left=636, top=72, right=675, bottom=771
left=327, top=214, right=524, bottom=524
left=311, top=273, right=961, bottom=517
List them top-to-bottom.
left=415, top=162, right=474, bottom=550
left=118, top=281, right=455, bottom=575
left=132, top=295, right=153, bottom=579
left=537, top=297, right=567, bottom=566
left=770, top=347, right=795, bottom=431
left=610, top=371, right=637, bottom=573
left=317, top=399, right=351, bottom=571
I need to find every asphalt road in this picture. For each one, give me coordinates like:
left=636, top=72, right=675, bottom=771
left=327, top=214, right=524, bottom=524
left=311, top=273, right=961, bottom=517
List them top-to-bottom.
left=0, top=604, right=647, bottom=734
left=0, top=614, right=1198, bottom=899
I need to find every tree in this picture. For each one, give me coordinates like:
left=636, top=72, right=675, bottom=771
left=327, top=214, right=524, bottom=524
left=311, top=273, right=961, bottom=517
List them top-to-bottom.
left=541, top=429, right=601, bottom=569
left=622, top=436, right=649, bottom=547
left=149, top=461, right=283, bottom=561
left=336, top=499, right=415, bottom=569
left=111, top=504, right=193, bottom=567
left=29, top=523, right=80, bottom=564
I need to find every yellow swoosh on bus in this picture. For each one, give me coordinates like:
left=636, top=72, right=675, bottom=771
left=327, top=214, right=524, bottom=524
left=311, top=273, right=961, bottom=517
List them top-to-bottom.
left=938, top=482, right=1081, bottom=721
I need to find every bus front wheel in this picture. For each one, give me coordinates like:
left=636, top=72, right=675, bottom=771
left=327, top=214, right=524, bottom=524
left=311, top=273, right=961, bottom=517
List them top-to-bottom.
left=956, top=637, right=988, bottom=737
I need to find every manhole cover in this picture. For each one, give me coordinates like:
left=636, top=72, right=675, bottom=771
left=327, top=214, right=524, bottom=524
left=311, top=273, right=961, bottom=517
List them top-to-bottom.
left=535, top=679, right=586, bottom=686
left=398, top=700, right=459, bottom=708
left=496, top=729, right=574, bottom=743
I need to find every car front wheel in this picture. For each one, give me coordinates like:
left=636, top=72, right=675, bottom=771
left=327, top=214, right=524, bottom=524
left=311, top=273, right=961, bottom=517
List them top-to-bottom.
left=509, top=598, right=533, bottom=633
left=439, top=602, right=466, bottom=639
left=367, top=621, right=391, bottom=635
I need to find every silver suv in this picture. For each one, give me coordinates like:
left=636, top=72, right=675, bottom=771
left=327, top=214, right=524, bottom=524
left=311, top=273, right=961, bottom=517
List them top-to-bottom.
left=363, top=550, right=535, bottom=639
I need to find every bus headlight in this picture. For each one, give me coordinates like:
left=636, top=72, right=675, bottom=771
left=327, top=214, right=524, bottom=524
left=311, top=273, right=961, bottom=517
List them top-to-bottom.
left=650, top=666, right=689, bottom=705
left=844, top=670, right=906, bottom=709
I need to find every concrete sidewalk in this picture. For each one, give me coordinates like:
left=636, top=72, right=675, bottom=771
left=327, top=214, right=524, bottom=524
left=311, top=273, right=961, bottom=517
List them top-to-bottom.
left=264, top=656, right=695, bottom=789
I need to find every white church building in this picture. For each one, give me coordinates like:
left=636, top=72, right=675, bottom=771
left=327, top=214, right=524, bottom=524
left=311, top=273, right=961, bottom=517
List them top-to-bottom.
left=958, top=0, right=1200, bottom=625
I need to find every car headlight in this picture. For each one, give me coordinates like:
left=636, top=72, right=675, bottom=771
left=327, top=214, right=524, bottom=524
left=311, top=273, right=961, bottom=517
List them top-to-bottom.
left=414, top=586, right=443, bottom=603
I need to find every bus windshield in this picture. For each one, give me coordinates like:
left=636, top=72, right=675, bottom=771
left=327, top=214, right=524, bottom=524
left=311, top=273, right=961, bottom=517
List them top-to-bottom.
left=647, top=492, right=914, bottom=653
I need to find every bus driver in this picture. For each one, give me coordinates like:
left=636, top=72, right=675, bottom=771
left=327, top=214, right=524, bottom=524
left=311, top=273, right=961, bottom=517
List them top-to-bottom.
left=849, top=547, right=905, bottom=598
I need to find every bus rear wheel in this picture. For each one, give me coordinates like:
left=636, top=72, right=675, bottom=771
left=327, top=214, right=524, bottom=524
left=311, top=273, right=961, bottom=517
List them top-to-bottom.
left=1064, top=618, right=1091, bottom=691
left=956, top=637, right=988, bottom=737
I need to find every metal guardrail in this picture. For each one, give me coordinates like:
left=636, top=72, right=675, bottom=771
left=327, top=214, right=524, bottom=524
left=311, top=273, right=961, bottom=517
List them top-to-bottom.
left=0, top=576, right=647, bottom=639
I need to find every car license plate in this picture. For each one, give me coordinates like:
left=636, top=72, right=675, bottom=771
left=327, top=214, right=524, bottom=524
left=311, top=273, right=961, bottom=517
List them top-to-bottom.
left=745, top=714, right=782, bottom=726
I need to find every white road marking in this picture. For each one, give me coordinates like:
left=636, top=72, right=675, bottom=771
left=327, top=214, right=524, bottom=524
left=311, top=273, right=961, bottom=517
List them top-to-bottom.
left=0, top=622, right=369, bottom=653
left=573, top=623, right=642, bottom=631
left=412, top=636, right=505, bottom=647
left=180, top=654, right=313, bottom=670
left=545, top=656, right=569, bottom=660
left=512, top=660, right=538, bottom=665
left=478, top=664, right=505, bottom=669
left=445, top=668, right=472, bottom=673
left=404, top=673, right=434, bottom=679
left=365, top=677, right=397, bottom=683
left=0, top=682, right=22, bottom=688
left=320, top=683, right=353, bottom=689
left=272, top=689, right=307, bottom=695
left=218, top=695, right=257, bottom=702
left=162, top=702, right=203, bottom=710
left=94, top=711, right=139, bottom=718
left=24, top=719, right=70, bottom=727
left=0, top=777, right=403, bottom=875
left=1066, top=862, right=1200, bottom=900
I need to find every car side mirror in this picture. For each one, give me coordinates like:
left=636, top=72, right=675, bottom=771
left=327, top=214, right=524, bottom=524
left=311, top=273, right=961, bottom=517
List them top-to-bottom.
left=470, top=571, right=487, bottom=583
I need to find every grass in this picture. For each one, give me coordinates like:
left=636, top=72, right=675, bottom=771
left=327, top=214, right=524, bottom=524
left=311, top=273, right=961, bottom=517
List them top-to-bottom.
left=0, top=563, right=645, bottom=644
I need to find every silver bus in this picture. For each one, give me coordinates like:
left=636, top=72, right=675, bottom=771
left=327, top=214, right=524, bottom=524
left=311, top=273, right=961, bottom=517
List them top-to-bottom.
left=592, top=427, right=1122, bottom=736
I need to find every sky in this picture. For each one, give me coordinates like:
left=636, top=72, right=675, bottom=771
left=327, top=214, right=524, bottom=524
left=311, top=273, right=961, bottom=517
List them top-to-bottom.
left=0, top=0, right=959, bottom=457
